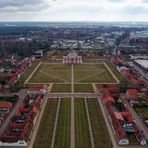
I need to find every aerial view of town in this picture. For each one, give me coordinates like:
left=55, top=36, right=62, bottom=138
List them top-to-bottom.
left=0, top=0, right=148, bottom=148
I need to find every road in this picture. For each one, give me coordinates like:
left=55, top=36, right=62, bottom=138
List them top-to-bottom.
left=128, top=62, right=148, bottom=82
left=28, top=84, right=53, bottom=148
left=0, top=90, right=26, bottom=136
left=120, top=96, right=148, bottom=140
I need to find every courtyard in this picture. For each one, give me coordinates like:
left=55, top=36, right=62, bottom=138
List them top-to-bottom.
left=25, top=61, right=119, bottom=86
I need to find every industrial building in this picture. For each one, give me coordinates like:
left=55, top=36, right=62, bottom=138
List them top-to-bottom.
left=134, top=60, right=148, bottom=72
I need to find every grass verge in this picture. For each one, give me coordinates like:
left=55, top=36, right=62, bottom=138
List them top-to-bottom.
left=105, top=61, right=127, bottom=83
left=51, top=84, right=71, bottom=93
left=74, top=84, right=94, bottom=93
left=33, top=98, right=58, bottom=148
left=54, top=98, right=71, bottom=148
left=75, top=98, right=91, bottom=148
left=87, top=98, right=112, bottom=148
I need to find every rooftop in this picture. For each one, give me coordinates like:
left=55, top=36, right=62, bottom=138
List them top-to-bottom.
left=135, top=60, right=148, bottom=69
left=126, top=89, right=138, bottom=97
left=0, top=101, right=12, bottom=108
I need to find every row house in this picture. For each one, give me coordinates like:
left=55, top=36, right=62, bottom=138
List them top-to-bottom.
left=102, top=90, right=146, bottom=145
left=0, top=94, right=43, bottom=147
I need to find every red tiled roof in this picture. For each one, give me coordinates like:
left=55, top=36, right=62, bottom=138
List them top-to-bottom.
left=0, top=59, right=3, bottom=64
left=121, top=69, right=129, bottom=77
left=5, top=72, right=14, bottom=78
left=8, top=76, right=17, bottom=85
left=126, top=89, right=138, bottom=97
left=0, top=101, right=12, bottom=108
left=32, top=106, right=39, bottom=114
left=121, top=111, right=133, bottom=123
left=114, top=112, right=124, bottom=120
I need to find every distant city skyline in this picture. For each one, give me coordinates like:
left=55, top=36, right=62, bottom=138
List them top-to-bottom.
left=0, top=0, right=148, bottom=22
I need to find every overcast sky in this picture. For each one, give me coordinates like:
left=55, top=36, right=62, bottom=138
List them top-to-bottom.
left=0, top=0, right=148, bottom=22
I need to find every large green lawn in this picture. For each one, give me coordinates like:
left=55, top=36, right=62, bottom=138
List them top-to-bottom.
left=26, top=61, right=120, bottom=85
left=105, top=61, right=127, bottom=83
left=28, top=63, right=71, bottom=83
left=74, top=63, right=117, bottom=83
left=51, top=84, right=71, bottom=93
left=74, top=84, right=94, bottom=93
left=54, top=98, right=71, bottom=148
left=75, top=98, right=91, bottom=148
left=87, top=98, right=112, bottom=148
left=33, top=99, right=59, bottom=148
left=134, top=106, right=148, bottom=118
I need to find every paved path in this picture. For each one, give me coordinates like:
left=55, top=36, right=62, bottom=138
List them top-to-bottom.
left=24, top=62, right=41, bottom=84
left=103, top=62, right=120, bottom=83
left=70, top=64, right=75, bottom=148
left=71, top=64, right=74, bottom=93
left=27, top=82, right=119, bottom=85
left=28, top=84, right=53, bottom=148
left=93, top=84, right=118, bottom=148
left=0, top=90, right=26, bottom=136
left=18, top=90, right=101, bottom=98
left=28, top=93, right=49, bottom=148
left=70, top=97, right=75, bottom=148
left=84, top=97, right=95, bottom=148
left=97, top=97, right=118, bottom=148
left=51, top=98, right=61, bottom=148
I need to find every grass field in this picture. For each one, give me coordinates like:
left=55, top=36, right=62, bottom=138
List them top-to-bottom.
left=52, top=50, right=68, bottom=56
left=27, top=61, right=119, bottom=85
left=105, top=61, right=127, bottom=83
left=28, top=63, right=71, bottom=83
left=74, top=63, right=117, bottom=83
left=51, top=84, right=71, bottom=93
left=74, top=84, right=94, bottom=93
left=54, top=98, right=71, bottom=148
left=75, top=98, right=91, bottom=148
left=87, top=98, right=112, bottom=148
left=33, top=99, right=59, bottom=148
left=134, top=106, right=148, bottom=118
left=127, top=133, right=138, bottom=144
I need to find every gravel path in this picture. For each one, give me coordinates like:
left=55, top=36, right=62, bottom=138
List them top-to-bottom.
left=24, top=61, right=41, bottom=84
left=70, top=64, right=75, bottom=148
left=84, top=97, right=95, bottom=148
left=51, top=98, right=61, bottom=148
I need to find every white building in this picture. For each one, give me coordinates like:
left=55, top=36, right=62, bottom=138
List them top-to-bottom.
left=63, top=50, right=82, bottom=64
left=134, top=60, right=148, bottom=71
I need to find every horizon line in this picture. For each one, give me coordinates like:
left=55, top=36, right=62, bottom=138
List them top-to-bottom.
left=0, top=20, right=148, bottom=23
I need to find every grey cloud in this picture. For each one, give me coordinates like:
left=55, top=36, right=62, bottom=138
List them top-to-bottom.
left=0, top=0, right=52, bottom=12
left=55, top=4, right=104, bottom=13
left=121, top=5, right=148, bottom=15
